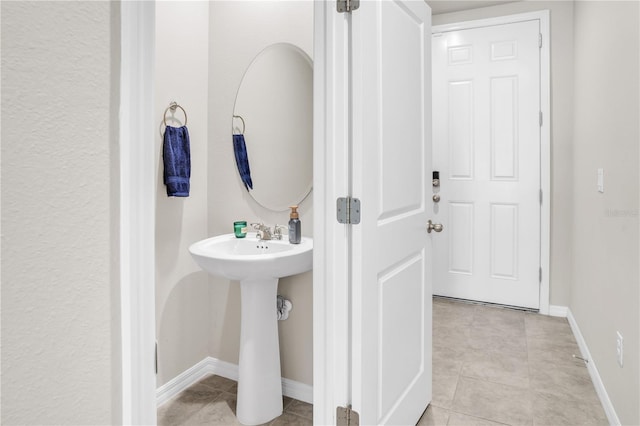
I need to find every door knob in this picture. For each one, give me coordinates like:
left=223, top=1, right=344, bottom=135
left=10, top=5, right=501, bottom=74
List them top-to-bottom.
left=432, top=194, right=441, bottom=203
left=427, top=220, right=443, bottom=233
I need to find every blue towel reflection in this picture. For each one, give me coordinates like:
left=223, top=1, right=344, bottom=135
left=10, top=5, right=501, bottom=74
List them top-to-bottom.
left=233, top=134, right=253, bottom=191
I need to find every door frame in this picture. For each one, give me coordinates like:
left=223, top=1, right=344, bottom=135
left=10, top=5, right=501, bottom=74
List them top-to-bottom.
left=312, top=1, right=351, bottom=424
left=119, top=2, right=157, bottom=424
left=119, top=2, right=346, bottom=424
left=432, top=10, right=551, bottom=314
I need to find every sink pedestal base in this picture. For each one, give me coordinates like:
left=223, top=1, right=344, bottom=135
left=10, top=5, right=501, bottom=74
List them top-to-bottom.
left=236, top=278, right=283, bottom=425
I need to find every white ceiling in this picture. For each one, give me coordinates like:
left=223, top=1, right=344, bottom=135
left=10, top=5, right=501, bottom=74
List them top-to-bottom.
left=426, top=1, right=520, bottom=15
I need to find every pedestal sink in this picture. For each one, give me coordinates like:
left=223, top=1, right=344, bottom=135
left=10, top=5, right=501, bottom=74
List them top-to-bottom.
left=188, top=233, right=313, bottom=425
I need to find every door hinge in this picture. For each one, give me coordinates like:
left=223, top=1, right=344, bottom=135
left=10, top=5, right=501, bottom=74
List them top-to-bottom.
left=337, top=0, right=360, bottom=13
left=539, top=33, right=542, bottom=48
left=539, top=111, right=543, bottom=127
left=539, top=189, right=543, bottom=205
left=337, top=197, right=361, bottom=224
left=539, top=267, right=542, bottom=283
left=155, top=341, right=158, bottom=374
left=337, top=405, right=360, bottom=426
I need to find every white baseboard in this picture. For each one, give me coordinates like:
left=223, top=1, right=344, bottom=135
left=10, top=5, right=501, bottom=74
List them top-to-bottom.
left=548, top=304, right=568, bottom=317
left=566, top=308, right=621, bottom=426
left=155, top=357, right=220, bottom=407
left=156, top=357, right=313, bottom=407
left=281, top=377, right=313, bottom=404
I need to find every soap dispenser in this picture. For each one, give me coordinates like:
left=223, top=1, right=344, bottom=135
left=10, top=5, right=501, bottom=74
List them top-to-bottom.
left=288, top=205, right=301, bottom=244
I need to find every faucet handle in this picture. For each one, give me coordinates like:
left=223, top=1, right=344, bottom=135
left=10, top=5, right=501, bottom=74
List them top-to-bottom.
left=250, top=222, right=265, bottom=239
left=273, top=225, right=288, bottom=240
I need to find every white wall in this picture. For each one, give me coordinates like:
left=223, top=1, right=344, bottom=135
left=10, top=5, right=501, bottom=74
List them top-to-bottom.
left=431, top=0, right=575, bottom=308
left=1, top=1, right=119, bottom=424
left=154, top=1, right=212, bottom=387
left=208, top=1, right=314, bottom=385
left=571, top=2, right=639, bottom=424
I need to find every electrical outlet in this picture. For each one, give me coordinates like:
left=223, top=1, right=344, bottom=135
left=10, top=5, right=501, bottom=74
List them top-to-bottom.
left=616, top=331, right=624, bottom=367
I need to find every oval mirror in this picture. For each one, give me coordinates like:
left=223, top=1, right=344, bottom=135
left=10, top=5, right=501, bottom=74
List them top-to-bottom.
left=232, top=43, right=313, bottom=212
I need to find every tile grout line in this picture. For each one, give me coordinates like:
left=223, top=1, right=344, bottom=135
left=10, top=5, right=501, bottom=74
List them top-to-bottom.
left=445, top=303, right=474, bottom=414
left=448, top=304, right=472, bottom=419
left=524, top=313, right=535, bottom=426
left=445, top=408, right=513, bottom=426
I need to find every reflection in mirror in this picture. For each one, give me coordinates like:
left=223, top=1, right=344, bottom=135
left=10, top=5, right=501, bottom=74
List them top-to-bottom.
left=232, top=43, right=313, bottom=212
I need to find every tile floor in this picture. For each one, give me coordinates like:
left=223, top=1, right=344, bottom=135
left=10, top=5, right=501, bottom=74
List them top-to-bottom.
left=158, top=297, right=608, bottom=425
left=419, top=297, right=607, bottom=426
left=157, top=374, right=313, bottom=425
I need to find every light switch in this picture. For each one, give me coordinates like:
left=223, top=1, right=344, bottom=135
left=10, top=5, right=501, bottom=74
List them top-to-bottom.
left=597, top=168, right=604, bottom=193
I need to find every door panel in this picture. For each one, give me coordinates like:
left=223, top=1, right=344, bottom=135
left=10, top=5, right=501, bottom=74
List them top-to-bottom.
left=352, top=1, right=432, bottom=424
left=433, top=20, right=541, bottom=309
left=491, top=76, right=519, bottom=179
left=448, top=81, right=474, bottom=179
left=449, top=202, right=474, bottom=274
left=490, top=203, right=518, bottom=279
left=379, top=255, right=424, bottom=418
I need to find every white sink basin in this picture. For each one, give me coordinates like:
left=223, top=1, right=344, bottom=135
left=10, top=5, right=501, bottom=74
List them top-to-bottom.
left=188, top=233, right=313, bottom=425
left=189, top=233, right=313, bottom=281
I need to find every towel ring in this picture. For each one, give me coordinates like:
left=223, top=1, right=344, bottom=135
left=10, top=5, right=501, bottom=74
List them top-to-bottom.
left=163, top=102, right=188, bottom=126
left=233, top=115, right=245, bottom=134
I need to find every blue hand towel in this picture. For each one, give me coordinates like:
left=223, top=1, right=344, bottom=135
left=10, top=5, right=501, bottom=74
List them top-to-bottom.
left=163, top=126, right=191, bottom=197
left=233, top=134, right=253, bottom=191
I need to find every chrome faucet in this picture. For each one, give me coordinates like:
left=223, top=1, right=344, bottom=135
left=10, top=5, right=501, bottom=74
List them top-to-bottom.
left=250, top=223, right=288, bottom=241
left=251, top=223, right=273, bottom=240
left=273, top=225, right=288, bottom=240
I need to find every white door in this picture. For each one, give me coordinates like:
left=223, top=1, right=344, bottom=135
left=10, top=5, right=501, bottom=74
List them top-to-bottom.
left=351, top=1, right=432, bottom=424
left=432, top=20, right=541, bottom=309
